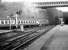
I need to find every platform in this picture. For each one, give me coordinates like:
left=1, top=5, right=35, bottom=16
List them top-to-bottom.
left=24, top=25, right=68, bottom=50
left=0, top=30, right=12, bottom=33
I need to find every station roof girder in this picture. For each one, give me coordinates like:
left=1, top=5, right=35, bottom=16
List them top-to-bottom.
left=34, top=1, right=68, bottom=8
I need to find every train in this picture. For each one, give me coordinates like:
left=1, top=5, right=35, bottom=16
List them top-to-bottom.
left=0, top=2, right=59, bottom=30
left=0, top=18, right=40, bottom=29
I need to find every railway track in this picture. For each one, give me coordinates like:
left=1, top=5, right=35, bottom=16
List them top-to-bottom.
left=0, top=26, right=54, bottom=50
left=0, top=27, right=40, bottom=42
left=0, top=27, right=40, bottom=45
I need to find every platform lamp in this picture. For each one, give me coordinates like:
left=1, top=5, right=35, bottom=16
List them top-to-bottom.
left=15, top=10, right=21, bottom=29
left=16, top=10, right=24, bottom=31
left=16, top=14, right=18, bottom=29
left=7, top=16, right=11, bottom=30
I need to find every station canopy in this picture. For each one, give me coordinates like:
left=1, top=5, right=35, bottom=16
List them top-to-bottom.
left=1, top=0, right=68, bottom=12
left=1, top=0, right=68, bottom=2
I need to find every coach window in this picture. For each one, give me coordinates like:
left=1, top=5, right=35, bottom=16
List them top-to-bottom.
left=61, top=2, right=63, bottom=4
left=1, top=20, right=4, bottom=24
left=5, top=20, right=8, bottom=24
left=5, top=20, right=9, bottom=24
left=7, top=20, right=10, bottom=24
left=11, top=20, right=15, bottom=24
left=19, top=20, right=22, bottom=24
left=21, top=20, right=24, bottom=24
left=24, top=20, right=25, bottom=24
left=26, top=20, right=28, bottom=24
left=26, top=21, right=28, bottom=24
left=29, top=21, right=31, bottom=23
left=30, top=21, right=32, bottom=23
left=31, top=21, right=33, bottom=24
left=32, top=21, right=34, bottom=24
left=33, top=21, right=35, bottom=24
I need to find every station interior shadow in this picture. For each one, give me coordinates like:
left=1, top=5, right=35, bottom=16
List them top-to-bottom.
left=64, top=16, right=68, bottom=24
left=0, top=26, right=16, bottom=30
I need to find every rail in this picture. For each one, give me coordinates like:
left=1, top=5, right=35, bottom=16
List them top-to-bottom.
left=0, top=26, right=54, bottom=50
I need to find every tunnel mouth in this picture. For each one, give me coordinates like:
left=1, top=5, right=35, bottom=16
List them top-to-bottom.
left=64, top=17, right=68, bottom=24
